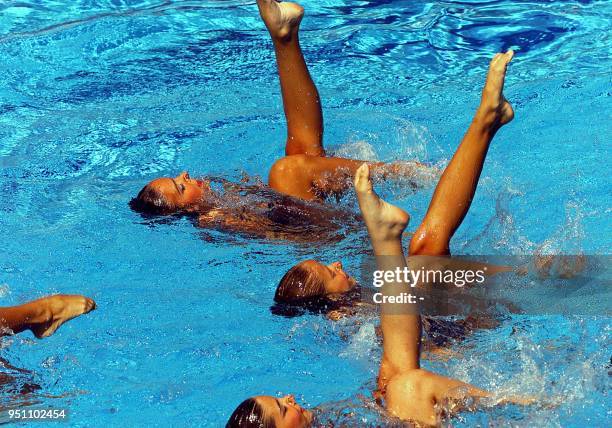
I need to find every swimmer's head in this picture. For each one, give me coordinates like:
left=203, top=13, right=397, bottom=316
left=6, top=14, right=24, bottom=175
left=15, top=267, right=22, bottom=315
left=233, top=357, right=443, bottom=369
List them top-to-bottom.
left=130, top=171, right=210, bottom=215
left=274, top=260, right=355, bottom=302
left=226, top=395, right=312, bottom=428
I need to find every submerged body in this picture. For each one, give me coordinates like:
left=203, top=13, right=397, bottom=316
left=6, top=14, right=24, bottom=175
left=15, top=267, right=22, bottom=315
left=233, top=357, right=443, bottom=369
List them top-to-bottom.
left=193, top=179, right=362, bottom=243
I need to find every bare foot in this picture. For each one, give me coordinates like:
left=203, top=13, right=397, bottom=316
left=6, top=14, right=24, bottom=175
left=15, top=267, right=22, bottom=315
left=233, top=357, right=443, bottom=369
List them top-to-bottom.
left=257, top=0, right=304, bottom=41
left=478, top=50, right=514, bottom=127
left=354, top=163, right=410, bottom=244
left=30, top=295, right=96, bottom=338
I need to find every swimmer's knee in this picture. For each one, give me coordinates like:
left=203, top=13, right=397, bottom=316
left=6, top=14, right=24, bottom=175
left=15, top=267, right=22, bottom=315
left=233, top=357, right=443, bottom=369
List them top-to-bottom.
left=268, top=155, right=308, bottom=194
left=269, top=155, right=308, bottom=184
left=408, top=226, right=450, bottom=256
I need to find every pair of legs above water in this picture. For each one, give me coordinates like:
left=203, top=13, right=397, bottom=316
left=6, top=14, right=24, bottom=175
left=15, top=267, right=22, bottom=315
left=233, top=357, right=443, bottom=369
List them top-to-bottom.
left=261, top=0, right=431, bottom=201
left=355, top=51, right=531, bottom=424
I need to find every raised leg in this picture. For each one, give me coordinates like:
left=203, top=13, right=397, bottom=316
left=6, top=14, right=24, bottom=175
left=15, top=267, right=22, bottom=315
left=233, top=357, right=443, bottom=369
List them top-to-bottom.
left=257, top=0, right=325, bottom=157
left=409, top=51, right=515, bottom=256
left=354, top=164, right=420, bottom=391
left=0, top=295, right=96, bottom=338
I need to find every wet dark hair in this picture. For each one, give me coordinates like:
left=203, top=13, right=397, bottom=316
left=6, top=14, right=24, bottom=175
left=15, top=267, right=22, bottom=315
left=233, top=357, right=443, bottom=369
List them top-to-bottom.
left=129, top=184, right=177, bottom=215
left=272, top=262, right=361, bottom=318
left=274, top=263, right=326, bottom=302
left=271, top=288, right=361, bottom=318
left=271, top=294, right=340, bottom=318
left=226, top=398, right=274, bottom=428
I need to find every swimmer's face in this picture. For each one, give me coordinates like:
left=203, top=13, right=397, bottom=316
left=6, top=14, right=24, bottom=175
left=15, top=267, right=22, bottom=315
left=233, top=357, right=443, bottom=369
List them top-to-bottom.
left=147, top=171, right=209, bottom=210
left=303, top=260, right=356, bottom=295
left=256, top=395, right=313, bottom=428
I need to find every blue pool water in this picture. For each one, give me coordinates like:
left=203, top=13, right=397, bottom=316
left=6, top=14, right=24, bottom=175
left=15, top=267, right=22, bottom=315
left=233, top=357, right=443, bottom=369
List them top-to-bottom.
left=0, top=0, right=610, bottom=426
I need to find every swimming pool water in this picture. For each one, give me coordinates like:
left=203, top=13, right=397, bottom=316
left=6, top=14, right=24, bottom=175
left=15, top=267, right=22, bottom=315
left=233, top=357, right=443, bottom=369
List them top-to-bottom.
left=0, top=0, right=610, bottom=426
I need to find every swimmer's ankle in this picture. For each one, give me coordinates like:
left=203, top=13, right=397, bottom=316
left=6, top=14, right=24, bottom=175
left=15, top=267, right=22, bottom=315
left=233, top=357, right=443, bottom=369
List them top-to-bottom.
left=272, top=28, right=299, bottom=44
left=473, top=101, right=513, bottom=132
left=472, top=110, right=502, bottom=133
left=27, top=295, right=96, bottom=339
left=21, top=300, right=51, bottom=330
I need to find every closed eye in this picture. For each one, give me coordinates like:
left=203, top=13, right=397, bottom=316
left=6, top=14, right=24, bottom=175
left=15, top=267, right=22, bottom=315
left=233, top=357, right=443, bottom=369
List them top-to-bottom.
left=172, top=179, right=184, bottom=194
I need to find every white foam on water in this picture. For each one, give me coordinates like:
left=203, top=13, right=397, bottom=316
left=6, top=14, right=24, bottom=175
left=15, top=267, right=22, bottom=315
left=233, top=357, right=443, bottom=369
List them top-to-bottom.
left=333, top=116, right=443, bottom=164
left=392, top=119, right=436, bottom=162
left=333, top=139, right=379, bottom=161
left=459, top=178, right=592, bottom=258
left=460, top=182, right=535, bottom=254
left=535, top=200, right=586, bottom=256
left=0, top=284, right=11, bottom=298
left=436, top=317, right=610, bottom=426
left=339, top=319, right=378, bottom=362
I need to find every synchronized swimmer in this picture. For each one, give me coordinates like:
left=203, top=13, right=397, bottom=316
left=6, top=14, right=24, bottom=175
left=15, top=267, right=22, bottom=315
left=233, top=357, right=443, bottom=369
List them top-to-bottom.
left=129, top=0, right=439, bottom=243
